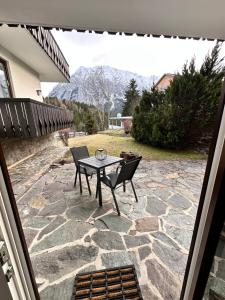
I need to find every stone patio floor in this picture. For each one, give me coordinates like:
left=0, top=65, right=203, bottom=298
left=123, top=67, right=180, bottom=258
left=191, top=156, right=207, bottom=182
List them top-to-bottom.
left=10, top=149, right=206, bottom=300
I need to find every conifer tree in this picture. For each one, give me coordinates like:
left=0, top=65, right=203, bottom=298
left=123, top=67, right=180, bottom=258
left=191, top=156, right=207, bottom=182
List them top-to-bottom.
left=132, top=42, right=225, bottom=148
left=122, top=79, right=140, bottom=116
left=85, top=113, right=95, bottom=134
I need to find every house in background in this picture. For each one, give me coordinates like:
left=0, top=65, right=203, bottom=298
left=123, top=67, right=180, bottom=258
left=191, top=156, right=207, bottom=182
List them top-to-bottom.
left=0, top=25, right=73, bottom=166
left=154, top=73, right=175, bottom=91
left=109, top=114, right=133, bottom=130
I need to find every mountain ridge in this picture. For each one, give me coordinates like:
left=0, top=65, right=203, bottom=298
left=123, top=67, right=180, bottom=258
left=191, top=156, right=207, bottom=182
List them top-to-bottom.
left=49, top=66, right=158, bottom=115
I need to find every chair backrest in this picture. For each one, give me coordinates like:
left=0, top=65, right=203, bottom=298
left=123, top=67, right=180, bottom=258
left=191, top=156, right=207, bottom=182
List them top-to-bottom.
left=70, top=146, right=90, bottom=167
left=116, top=156, right=142, bottom=186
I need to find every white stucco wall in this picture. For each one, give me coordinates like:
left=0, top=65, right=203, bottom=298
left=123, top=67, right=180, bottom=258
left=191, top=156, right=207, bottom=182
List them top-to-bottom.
left=0, top=45, right=43, bottom=102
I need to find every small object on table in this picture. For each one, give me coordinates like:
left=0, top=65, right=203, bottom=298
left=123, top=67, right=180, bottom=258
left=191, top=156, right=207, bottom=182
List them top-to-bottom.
left=95, top=148, right=107, bottom=161
left=72, top=265, right=143, bottom=300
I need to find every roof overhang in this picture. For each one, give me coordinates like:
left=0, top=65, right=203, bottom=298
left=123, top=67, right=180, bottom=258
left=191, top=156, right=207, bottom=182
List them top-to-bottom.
left=0, top=0, right=225, bottom=40
left=0, top=25, right=69, bottom=82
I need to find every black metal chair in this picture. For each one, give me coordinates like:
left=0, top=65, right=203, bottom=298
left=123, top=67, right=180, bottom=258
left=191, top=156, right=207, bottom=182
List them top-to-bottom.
left=70, top=146, right=96, bottom=195
left=100, top=156, right=142, bottom=215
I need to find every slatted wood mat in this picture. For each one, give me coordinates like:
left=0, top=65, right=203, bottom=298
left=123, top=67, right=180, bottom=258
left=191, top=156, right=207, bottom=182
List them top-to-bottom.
left=72, top=265, right=143, bottom=300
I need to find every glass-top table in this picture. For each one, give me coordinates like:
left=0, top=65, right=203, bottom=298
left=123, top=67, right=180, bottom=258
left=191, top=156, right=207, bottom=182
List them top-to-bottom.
left=78, top=155, right=123, bottom=206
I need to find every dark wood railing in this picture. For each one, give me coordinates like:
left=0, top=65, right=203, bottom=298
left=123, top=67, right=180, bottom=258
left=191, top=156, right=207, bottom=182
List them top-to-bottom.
left=27, top=27, right=70, bottom=81
left=0, top=98, right=73, bottom=139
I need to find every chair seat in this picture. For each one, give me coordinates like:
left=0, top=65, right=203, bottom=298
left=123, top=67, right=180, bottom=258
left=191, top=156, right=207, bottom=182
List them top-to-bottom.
left=100, top=156, right=142, bottom=215
left=79, top=165, right=96, bottom=176
left=101, top=172, right=118, bottom=188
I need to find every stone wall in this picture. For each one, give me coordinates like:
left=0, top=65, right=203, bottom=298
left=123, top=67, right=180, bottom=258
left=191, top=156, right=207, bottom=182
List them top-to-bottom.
left=1, top=133, right=64, bottom=167
left=204, top=223, right=225, bottom=299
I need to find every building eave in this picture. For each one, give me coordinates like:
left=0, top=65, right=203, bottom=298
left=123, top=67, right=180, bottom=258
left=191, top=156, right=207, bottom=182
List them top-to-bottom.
left=0, top=0, right=225, bottom=41
left=0, top=25, right=70, bottom=82
left=27, top=27, right=70, bottom=81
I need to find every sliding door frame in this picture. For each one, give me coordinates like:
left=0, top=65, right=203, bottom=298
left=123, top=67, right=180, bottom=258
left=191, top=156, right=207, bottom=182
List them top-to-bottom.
left=180, top=80, right=225, bottom=299
left=0, top=144, right=40, bottom=299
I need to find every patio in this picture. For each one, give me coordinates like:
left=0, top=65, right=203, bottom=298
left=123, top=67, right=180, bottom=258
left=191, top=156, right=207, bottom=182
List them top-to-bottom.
left=10, top=148, right=206, bottom=300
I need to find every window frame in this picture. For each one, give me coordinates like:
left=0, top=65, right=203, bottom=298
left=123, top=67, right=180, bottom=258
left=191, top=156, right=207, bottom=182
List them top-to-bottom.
left=0, top=57, right=13, bottom=98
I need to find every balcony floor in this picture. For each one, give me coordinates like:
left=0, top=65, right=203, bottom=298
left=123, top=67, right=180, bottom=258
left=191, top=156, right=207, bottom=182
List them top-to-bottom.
left=11, top=148, right=206, bottom=300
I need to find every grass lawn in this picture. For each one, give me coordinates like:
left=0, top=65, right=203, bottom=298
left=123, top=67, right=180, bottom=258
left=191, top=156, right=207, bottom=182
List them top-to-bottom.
left=67, top=130, right=207, bottom=160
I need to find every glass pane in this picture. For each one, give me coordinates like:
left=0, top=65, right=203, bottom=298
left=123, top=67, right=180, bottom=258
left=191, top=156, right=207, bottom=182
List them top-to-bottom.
left=0, top=62, right=10, bottom=98
left=204, top=223, right=225, bottom=299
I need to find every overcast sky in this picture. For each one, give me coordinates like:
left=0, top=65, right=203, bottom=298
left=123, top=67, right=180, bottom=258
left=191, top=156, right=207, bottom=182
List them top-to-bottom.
left=41, top=30, right=225, bottom=96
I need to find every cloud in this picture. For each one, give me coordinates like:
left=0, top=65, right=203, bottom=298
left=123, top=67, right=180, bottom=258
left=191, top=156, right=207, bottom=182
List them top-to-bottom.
left=41, top=30, right=224, bottom=96
left=92, top=52, right=108, bottom=64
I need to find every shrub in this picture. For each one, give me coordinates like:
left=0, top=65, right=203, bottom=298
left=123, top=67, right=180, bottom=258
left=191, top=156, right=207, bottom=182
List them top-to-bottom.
left=132, top=43, right=225, bottom=149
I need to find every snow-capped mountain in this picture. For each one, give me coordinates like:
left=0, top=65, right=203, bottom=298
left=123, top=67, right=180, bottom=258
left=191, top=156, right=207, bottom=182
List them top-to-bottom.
left=49, top=66, right=158, bottom=115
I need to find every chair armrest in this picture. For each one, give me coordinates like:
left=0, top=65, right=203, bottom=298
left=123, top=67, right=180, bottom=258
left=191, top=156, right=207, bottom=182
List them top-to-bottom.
left=116, top=165, right=122, bottom=173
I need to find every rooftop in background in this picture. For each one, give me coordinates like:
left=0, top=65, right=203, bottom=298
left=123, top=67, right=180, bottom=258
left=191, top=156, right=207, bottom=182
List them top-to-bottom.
left=0, top=25, right=70, bottom=82
left=154, top=73, right=175, bottom=91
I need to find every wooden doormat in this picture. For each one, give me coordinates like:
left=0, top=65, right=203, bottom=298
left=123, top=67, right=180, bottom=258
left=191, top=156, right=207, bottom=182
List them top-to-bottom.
left=72, top=265, right=143, bottom=300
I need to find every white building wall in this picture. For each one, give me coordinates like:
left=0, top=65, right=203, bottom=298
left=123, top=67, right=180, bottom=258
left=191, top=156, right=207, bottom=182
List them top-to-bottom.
left=0, top=45, right=43, bottom=102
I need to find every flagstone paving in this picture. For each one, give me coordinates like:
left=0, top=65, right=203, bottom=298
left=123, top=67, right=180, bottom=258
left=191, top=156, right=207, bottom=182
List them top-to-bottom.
left=8, top=146, right=69, bottom=199
left=12, top=156, right=206, bottom=300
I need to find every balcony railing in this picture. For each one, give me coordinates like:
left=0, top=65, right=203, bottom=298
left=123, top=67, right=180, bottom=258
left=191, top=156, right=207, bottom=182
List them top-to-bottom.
left=27, top=26, right=70, bottom=81
left=0, top=98, right=73, bottom=139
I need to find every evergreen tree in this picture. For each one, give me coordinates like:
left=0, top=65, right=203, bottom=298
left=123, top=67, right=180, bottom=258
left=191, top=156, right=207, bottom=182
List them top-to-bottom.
left=132, top=42, right=225, bottom=148
left=122, top=79, right=140, bottom=116
left=44, top=97, right=108, bottom=131
left=85, top=113, right=95, bottom=134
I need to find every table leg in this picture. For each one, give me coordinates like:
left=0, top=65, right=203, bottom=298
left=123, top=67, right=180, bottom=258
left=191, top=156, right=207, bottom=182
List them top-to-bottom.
left=78, top=165, right=82, bottom=194
left=97, top=169, right=102, bottom=206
